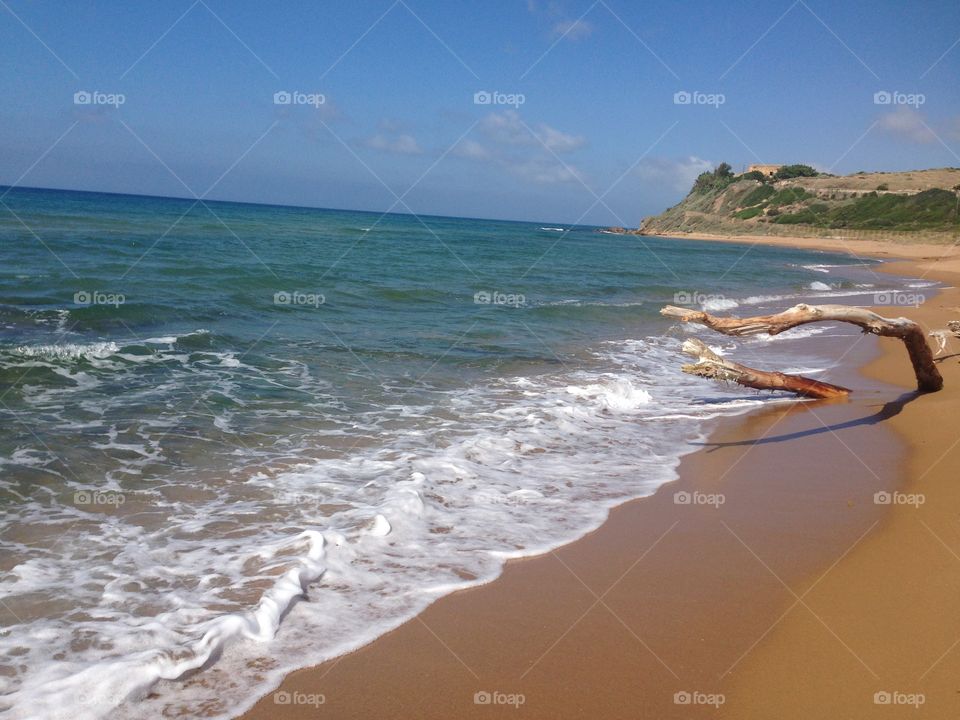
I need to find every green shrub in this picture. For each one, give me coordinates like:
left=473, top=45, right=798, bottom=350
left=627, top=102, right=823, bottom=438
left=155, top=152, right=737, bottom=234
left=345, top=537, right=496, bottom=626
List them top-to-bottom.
left=691, top=162, right=736, bottom=194
left=774, top=164, right=818, bottom=180
left=740, top=184, right=776, bottom=207
left=768, top=187, right=811, bottom=206
left=813, top=189, right=956, bottom=230
left=734, top=206, right=764, bottom=220
left=774, top=209, right=820, bottom=224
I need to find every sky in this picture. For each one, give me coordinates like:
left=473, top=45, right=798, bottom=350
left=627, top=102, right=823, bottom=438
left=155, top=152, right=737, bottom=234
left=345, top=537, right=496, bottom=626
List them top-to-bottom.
left=1, top=0, right=959, bottom=225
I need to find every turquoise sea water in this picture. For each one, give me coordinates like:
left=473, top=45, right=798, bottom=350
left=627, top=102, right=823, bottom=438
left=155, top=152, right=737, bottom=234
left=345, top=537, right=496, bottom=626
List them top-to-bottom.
left=0, top=187, right=922, bottom=719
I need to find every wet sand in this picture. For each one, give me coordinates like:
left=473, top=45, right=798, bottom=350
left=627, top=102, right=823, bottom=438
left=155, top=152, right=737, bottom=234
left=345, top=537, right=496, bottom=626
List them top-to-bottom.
left=238, top=239, right=960, bottom=719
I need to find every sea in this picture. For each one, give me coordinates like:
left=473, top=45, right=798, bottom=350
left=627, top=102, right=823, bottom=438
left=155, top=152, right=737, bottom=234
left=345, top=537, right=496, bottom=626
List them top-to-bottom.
left=0, top=186, right=933, bottom=719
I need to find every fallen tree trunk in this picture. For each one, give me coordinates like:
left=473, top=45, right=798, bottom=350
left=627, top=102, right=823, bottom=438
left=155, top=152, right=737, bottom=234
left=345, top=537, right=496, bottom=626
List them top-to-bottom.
left=662, top=303, right=943, bottom=393
left=681, top=338, right=851, bottom=399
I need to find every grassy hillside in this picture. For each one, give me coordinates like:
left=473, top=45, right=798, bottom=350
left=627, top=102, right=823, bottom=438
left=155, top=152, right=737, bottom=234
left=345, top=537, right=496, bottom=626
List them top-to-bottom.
left=636, top=166, right=960, bottom=240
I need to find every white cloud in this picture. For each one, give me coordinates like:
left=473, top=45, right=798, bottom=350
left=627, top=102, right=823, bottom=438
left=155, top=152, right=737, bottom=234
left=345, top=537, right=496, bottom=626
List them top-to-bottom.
left=528, top=1, right=594, bottom=41
left=552, top=18, right=593, bottom=40
left=877, top=107, right=935, bottom=144
left=480, top=110, right=585, bottom=154
left=456, top=112, right=585, bottom=185
left=535, top=123, right=586, bottom=153
left=365, top=132, right=423, bottom=155
left=452, top=138, right=490, bottom=160
left=635, top=156, right=714, bottom=193
left=509, top=158, right=583, bottom=184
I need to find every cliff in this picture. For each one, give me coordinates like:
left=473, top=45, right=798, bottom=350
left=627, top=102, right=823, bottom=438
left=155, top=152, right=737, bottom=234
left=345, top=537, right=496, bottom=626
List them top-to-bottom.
left=635, top=166, right=960, bottom=241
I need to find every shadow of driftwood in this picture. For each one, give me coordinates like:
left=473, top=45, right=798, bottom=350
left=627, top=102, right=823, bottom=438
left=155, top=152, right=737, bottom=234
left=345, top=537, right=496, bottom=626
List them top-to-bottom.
left=693, top=391, right=921, bottom=450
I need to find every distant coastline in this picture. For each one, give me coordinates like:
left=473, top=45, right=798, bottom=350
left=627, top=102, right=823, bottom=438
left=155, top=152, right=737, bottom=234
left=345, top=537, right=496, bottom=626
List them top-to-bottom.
left=609, top=166, right=960, bottom=246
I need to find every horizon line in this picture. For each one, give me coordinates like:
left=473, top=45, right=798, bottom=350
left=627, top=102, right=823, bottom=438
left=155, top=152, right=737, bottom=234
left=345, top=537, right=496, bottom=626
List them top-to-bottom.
left=0, top=183, right=608, bottom=230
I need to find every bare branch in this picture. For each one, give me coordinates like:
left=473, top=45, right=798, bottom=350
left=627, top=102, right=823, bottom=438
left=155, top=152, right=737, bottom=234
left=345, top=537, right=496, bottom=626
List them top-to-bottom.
left=662, top=303, right=943, bottom=393
left=681, top=338, right=851, bottom=399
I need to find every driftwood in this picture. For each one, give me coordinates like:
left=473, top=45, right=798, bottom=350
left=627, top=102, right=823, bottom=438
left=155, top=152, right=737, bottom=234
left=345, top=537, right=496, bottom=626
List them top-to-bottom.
left=662, top=303, right=943, bottom=394
left=931, top=320, right=960, bottom=355
left=681, top=338, right=851, bottom=399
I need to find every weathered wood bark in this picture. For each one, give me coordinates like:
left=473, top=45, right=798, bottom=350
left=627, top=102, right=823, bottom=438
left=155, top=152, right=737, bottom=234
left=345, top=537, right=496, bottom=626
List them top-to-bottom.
left=662, top=303, right=943, bottom=393
left=931, top=320, right=960, bottom=355
left=681, top=338, right=851, bottom=399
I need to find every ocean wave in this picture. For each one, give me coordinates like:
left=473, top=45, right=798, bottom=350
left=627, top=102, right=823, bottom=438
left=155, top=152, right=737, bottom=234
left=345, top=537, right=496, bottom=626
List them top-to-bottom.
left=701, top=297, right=739, bottom=312
left=0, top=334, right=817, bottom=720
left=10, top=341, right=120, bottom=360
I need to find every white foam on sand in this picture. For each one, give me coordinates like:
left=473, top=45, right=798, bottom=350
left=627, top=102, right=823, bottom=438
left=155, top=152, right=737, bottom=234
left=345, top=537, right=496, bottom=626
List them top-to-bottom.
left=0, top=331, right=830, bottom=720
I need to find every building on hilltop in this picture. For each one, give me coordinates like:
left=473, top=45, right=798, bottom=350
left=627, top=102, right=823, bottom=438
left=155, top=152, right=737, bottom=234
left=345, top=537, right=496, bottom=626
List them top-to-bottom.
left=747, top=164, right=783, bottom=178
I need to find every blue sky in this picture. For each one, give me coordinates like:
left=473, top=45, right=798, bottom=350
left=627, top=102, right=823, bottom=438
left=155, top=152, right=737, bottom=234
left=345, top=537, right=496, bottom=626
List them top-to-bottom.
left=1, top=0, right=959, bottom=224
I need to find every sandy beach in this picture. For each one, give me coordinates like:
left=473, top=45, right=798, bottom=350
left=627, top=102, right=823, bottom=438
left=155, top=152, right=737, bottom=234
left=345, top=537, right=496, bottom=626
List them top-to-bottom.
left=7, top=5, right=960, bottom=718
left=238, top=236, right=960, bottom=718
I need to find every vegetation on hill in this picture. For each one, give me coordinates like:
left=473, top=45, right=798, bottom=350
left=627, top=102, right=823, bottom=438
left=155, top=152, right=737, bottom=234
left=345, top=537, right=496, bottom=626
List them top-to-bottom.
left=637, top=165, right=960, bottom=239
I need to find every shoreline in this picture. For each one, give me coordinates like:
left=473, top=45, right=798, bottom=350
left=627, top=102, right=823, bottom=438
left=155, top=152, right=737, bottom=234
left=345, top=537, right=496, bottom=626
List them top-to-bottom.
left=640, top=230, right=960, bottom=274
left=235, top=236, right=960, bottom=718
left=727, top=255, right=960, bottom=717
